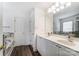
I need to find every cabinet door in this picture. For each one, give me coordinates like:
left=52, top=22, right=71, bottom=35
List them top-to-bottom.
left=37, top=37, right=47, bottom=56
left=46, top=40, right=59, bottom=56
left=59, top=45, right=79, bottom=56
left=59, top=47, right=74, bottom=56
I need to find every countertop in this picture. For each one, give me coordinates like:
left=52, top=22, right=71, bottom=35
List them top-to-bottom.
left=37, top=33, right=79, bottom=52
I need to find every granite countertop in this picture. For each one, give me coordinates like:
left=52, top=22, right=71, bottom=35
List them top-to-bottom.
left=37, top=33, right=79, bottom=52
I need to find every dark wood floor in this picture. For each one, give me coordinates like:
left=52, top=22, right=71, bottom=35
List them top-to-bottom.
left=11, top=45, right=41, bottom=56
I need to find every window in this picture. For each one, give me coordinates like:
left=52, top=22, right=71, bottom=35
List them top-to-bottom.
left=63, top=21, right=73, bottom=32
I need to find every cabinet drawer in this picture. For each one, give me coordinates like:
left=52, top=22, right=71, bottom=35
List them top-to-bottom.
left=58, top=44, right=79, bottom=56
left=59, top=48, right=74, bottom=56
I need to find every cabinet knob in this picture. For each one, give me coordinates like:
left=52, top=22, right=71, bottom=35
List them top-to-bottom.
left=56, top=45, right=61, bottom=48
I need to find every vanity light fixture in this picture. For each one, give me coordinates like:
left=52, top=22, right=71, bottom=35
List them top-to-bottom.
left=48, top=2, right=71, bottom=14
left=55, top=2, right=59, bottom=7
left=60, top=2, right=66, bottom=5
left=66, top=2, right=71, bottom=7
left=60, top=5, right=65, bottom=9
left=51, top=6, right=56, bottom=10
left=48, top=8, right=52, bottom=13
left=56, top=8, right=60, bottom=12
left=53, top=10, right=56, bottom=14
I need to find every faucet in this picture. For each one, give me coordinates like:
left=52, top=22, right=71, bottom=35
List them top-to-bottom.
left=47, top=32, right=53, bottom=36
left=68, top=33, right=74, bottom=42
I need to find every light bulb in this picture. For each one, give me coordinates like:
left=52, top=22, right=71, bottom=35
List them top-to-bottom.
left=55, top=2, right=59, bottom=7
left=60, top=2, right=66, bottom=5
left=66, top=2, right=71, bottom=7
left=60, top=5, right=64, bottom=9
left=51, top=6, right=56, bottom=10
left=48, top=8, right=52, bottom=13
left=56, top=8, right=60, bottom=12
left=53, top=10, right=56, bottom=14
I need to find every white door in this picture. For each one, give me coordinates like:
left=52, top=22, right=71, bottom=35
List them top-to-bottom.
left=29, top=11, right=35, bottom=46
left=14, top=17, right=26, bottom=46
left=29, top=19, right=35, bottom=45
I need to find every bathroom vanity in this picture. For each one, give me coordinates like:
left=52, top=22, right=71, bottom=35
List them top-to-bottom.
left=36, top=34, right=79, bottom=56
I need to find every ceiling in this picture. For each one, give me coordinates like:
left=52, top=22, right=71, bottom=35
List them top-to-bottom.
left=2, top=2, right=53, bottom=17
left=3, top=2, right=53, bottom=11
left=3, top=2, right=79, bottom=17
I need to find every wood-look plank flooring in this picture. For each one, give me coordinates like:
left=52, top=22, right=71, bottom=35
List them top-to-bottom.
left=11, top=45, right=41, bottom=56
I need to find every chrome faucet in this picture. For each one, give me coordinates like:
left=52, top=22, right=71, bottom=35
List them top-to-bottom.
left=68, top=33, right=74, bottom=42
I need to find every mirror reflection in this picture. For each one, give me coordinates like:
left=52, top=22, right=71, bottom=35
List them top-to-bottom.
left=53, top=2, right=79, bottom=37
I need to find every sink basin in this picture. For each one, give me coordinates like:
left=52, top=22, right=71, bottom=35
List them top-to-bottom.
left=57, top=40, right=75, bottom=46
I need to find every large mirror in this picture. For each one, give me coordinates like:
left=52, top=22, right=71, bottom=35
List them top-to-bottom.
left=53, top=2, right=79, bottom=37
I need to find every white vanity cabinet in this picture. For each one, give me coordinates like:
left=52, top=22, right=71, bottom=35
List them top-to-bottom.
left=37, top=36, right=79, bottom=56
left=37, top=36, right=47, bottom=56
left=37, top=36, right=59, bottom=56
left=45, top=40, right=59, bottom=56
left=45, top=40, right=75, bottom=56
left=58, top=45, right=79, bottom=56
left=59, top=47, right=74, bottom=56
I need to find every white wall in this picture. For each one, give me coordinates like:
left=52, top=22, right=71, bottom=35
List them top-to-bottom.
left=3, top=3, right=28, bottom=33
left=35, top=7, right=46, bottom=34
left=45, top=12, right=53, bottom=33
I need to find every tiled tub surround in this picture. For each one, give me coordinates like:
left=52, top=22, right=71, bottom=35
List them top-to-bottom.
left=36, top=33, right=79, bottom=56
